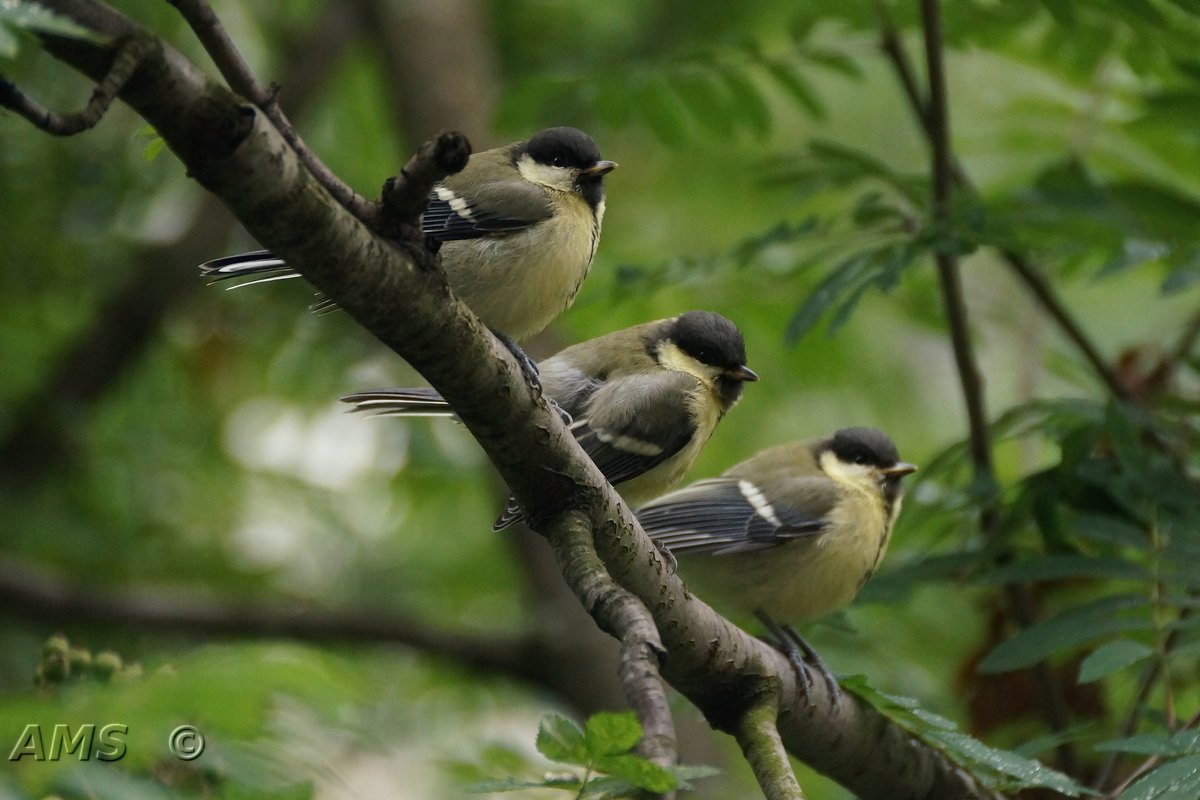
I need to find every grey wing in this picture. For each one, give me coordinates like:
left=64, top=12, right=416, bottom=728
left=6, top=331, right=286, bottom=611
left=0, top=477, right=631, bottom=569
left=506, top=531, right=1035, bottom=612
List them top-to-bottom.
left=423, top=178, right=552, bottom=242
left=571, top=371, right=699, bottom=487
left=493, top=372, right=699, bottom=532
left=340, top=388, right=454, bottom=417
left=637, top=477, right=833, bottom=556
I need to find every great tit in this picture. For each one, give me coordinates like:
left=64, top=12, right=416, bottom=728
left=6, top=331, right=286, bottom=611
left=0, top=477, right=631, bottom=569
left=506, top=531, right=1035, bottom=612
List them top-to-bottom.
left=200, top=127, right=617, bottom=342
left=342, top=311, right=759, bottom=530
left=636, top=427, right=917, bottom=697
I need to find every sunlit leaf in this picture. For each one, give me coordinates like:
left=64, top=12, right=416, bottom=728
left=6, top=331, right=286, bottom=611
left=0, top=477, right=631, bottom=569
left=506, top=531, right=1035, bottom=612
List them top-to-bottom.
left=536, top=714, right=587, bottom=765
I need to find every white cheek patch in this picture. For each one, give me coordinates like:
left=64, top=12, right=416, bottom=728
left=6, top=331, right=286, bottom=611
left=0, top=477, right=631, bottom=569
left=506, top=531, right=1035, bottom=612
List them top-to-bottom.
left=516, top=154, right=576, bottom=192
left=434, top=186, right=474, bottom=220
left=738, top=479, right=782, bottom=527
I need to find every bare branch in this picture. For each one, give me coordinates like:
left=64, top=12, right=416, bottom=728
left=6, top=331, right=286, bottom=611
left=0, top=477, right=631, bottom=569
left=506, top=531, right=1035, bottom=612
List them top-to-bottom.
left=169, top=0, right=378, bottom=224
left=877, top=7, right=1130, bottom=402
left=0, top=33, right=153, bottom=135
left=554, top=515, right=677, bottom=780
left=0, top=558, right=531, bottom=676
left=734, top=698, right=806, bottom=800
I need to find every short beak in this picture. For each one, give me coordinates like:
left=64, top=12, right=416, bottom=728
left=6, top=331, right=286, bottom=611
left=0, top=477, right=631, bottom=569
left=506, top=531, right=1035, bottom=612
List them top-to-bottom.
left=583, top=160, right=618, bottom=177
left=728, top=365, right=759, bottom=382
left=881, top=462, right=918, bottom=477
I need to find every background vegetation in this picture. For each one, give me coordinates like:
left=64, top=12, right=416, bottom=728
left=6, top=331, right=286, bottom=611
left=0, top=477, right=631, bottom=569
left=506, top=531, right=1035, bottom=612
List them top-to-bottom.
left=1, top=0, right=1198, bottom=797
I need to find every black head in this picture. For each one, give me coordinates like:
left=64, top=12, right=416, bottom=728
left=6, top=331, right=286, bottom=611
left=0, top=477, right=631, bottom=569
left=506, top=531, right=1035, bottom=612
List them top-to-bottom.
left=514, top=127, right=612, bottom=208
left=521, top=127, right=603, bottom=170
left=662, top=311, right=757, bottom=406
left=827, top=427, right=915, bottom=503
left=829, top=427, right=900, bottom=468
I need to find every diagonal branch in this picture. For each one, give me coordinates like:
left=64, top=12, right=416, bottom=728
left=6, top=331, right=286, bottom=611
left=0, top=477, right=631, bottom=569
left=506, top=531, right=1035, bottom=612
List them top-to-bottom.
left=168, top=0, right=378, bottom=225
left=0, top=32, right=154, bottom=134
left=555, top=515, right=678, bottom=781
left=734, top=697, right=805, bottom=800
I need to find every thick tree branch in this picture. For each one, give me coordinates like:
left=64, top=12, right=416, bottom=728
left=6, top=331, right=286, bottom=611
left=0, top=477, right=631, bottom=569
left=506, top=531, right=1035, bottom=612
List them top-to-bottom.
left=28, top=3, right=1007, bottom=796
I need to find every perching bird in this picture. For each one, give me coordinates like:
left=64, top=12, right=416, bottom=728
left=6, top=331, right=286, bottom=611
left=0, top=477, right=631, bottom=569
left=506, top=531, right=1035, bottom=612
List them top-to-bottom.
left=200, top=126, right=616, bottom=343
left=342, top=311, right=758, bottom=530
left=636, top=427, right=917, bottom=698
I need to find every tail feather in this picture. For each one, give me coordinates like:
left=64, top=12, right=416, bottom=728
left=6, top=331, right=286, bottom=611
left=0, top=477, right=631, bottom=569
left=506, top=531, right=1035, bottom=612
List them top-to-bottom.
left=199, top=250, right=290, bottom=279
left=340, top=389, right=455, bottom=417
left=492, top=498, right=525, bottom=531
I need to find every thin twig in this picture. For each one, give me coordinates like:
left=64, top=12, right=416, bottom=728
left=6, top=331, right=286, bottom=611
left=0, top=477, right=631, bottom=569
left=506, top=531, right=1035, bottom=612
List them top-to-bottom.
left=169, top=0, right=378, bottom=225
left=877, top=6, right=1129, bottom=402
left=0, top=33, right=154, bottom=135
left=378, top=131, right=473, bottom=240
left=1104, top=705, right=1200, bottom=799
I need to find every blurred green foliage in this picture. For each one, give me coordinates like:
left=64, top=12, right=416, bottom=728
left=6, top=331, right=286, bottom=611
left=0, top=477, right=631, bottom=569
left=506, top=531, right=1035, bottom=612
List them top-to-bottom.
left=2, top=0, right=1199, bottom=798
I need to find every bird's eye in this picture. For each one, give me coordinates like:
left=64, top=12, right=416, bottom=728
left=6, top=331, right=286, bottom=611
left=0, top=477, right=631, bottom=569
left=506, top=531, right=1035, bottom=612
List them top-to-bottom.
left=552, top=156, right=566, bottom=167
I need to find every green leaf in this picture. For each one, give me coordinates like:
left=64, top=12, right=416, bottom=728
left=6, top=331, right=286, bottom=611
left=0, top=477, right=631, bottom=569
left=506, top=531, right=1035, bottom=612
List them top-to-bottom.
left=0, top=1, right=101, bottom=43
left=759, top=58, right=825, bottom=117
left=715, top=64, right=772, bottom=138
left=667, top=68, right=736, bottom=138
left=785, top=254, right=872, bottom=342
left=975, top=555, right=1147, bottom=585
left=978, top=595, right=1152, bottom=673
left=1078, top=639, right=1155, bottom=683
left=583, top=711, right=642, bottom=758
left=536, top=714, right=587, bottom=765
left=1098, top=730, right=1200, bottom=757
left=932, top=732, right=1086, bottom=796
left=595, top=754, right=677, bottom=793
left=1115, top=756, right=1200, bottom=800
left=468, top=776, right=581, bottom=793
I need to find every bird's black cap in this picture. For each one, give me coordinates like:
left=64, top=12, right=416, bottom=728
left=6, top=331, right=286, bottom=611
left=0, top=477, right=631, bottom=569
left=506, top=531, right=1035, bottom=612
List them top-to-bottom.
left=516, top=127, right=603, bottom=170
left=666, top=311, right=749, bottom=372
left=828, top=427, right=902, bottom=468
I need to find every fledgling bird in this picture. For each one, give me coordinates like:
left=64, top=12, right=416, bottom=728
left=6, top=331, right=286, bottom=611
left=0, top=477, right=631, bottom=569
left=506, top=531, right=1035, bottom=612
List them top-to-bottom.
left=200, top=126, right=616, bottom=343
left=342, top=311, right=759, bottom=530
left=636, top=427, right=917, bottom=698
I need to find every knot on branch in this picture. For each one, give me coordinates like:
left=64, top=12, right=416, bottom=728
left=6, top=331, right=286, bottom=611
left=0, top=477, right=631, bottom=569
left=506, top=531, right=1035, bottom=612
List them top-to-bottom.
left=377, top=131, right=472, bottom=242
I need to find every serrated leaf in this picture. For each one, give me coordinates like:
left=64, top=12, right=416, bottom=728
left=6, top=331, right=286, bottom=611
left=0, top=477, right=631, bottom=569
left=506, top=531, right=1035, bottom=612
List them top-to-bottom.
left=978, top=595, right=1151, bottom=673
left=1078, top=639, right=1155, bottom=683
left=583, top=711, right=642, bottom=758
left=536, top=714, right=587, bottom=765
left=1098, top=730, right=1200, bottom=757
left=931, top=731, right=1086, bottom=795
left=595, top=754, right=677, bottom=793
left=1115, top=755, right=1200, bottom=800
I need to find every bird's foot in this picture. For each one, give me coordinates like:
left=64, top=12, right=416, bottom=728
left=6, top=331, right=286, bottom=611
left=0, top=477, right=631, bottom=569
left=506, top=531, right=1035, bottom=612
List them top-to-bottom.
left=490, top=329, right=541, bottom=389
left=755, top=611, right=841, bottom=706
